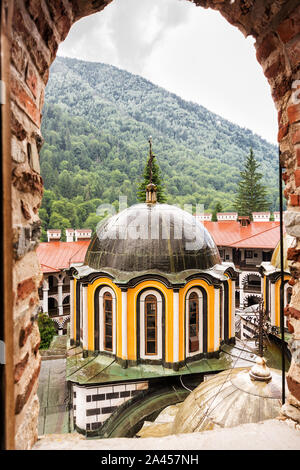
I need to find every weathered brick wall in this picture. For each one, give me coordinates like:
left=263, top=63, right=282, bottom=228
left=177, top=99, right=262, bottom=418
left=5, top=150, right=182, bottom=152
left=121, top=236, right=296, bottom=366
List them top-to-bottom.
left=9, top=0, right=300, bottom=449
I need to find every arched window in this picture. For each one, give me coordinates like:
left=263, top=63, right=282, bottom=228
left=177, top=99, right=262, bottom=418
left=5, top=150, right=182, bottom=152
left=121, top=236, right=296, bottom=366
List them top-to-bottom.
left=48, top=275, right=56, bottom=289
left=80, top=284, right=83, bottom=340
left=95, top=286, right=117, bottom=354
left=220, top=287, right=224, bottom=342
left=185, top=288, right=205, bottom=357
left=139, top=289, right=163, bottom=361
left=103, top=292, right=113, bottom=352
left=188, top=292, right=199, bottom=353
left=145, top=294, right=157, bottom=355
left=48, top=297, right=58, bottom=316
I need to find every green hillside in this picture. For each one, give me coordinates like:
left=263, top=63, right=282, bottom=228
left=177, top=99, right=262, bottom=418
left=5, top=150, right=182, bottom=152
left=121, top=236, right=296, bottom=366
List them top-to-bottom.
left=39, top=56, right=279, bottom=239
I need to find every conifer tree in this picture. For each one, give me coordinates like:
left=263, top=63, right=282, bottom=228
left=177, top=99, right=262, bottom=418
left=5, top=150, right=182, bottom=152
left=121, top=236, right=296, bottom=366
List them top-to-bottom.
left=137, top=139, right=166, bottom=203
left=234, top=148, right=269, bottom=218
left=212, top=202, right=223, bottom=221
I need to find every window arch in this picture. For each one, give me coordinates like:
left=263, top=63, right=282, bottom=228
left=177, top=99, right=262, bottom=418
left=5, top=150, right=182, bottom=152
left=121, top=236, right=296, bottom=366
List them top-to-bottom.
left=80, top=283, right=83, bottom=340
left=94, top=286, right=117, bottom=354
left=219, top=286, right=224, bottom=343
left=185, top=288, right=207, bottom=357
left=139, top=289, right=163, bottom=361
left=103, top=291, right=113, bottom=351
left=188, top=292, right=199, bottom=353
left=145, top=294, right=157, bottom=356
left=48, top=297, right=58, bottom=316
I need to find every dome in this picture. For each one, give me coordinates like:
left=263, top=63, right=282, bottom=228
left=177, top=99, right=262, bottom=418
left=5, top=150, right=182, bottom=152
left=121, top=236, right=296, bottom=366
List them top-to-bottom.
left=84, top=203, right=220, bottom=273
left=270, top=233, right=295, bottom=271
left=172, top=363, right=283, bottom=434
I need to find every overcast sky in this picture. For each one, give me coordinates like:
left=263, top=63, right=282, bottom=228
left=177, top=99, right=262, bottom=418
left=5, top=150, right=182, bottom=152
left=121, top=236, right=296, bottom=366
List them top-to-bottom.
left=58, top=0, right=278, bottom=145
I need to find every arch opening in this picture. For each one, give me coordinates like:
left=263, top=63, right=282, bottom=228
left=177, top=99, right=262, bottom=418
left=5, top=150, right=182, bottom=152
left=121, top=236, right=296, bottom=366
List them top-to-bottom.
left=4, top=0, right=300, bottom=450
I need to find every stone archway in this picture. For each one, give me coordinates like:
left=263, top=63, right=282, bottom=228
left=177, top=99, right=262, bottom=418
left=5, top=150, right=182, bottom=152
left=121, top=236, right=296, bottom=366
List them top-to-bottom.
left=3, top=0, right=300, bottom=450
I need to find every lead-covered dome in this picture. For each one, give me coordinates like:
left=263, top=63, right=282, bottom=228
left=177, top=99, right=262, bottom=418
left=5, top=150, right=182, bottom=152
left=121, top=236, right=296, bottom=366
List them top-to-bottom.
left=84, top=203, right=220, bottom=273
left=172, top=363, right=283, bottom=434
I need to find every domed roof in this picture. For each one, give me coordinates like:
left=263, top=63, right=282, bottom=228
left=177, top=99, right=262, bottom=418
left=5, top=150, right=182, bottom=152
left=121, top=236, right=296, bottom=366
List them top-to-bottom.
left=84, top=203, right=220, bottom=273
left=270, top=233, right=295, bottom=271
left=172, top=363, right=283, bottom=434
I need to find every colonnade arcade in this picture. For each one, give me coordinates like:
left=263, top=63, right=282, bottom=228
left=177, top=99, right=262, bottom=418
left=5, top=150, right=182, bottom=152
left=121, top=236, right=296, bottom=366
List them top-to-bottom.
left=40, top=273, right=70, bottom=334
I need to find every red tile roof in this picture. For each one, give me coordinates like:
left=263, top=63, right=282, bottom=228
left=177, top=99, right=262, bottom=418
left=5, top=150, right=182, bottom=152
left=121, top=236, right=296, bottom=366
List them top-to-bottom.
left=37, top=221, right=281, bottom=274
left=203, top=221, right=280, bottom=249
left=37, top=241, right=90, bottom=273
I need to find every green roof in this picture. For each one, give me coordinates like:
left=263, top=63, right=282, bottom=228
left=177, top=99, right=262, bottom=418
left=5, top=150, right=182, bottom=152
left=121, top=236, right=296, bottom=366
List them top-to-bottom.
left=66, top=343, right=256, bottom=386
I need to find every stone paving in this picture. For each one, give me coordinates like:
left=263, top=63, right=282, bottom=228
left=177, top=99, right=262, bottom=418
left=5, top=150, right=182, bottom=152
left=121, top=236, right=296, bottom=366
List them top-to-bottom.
left=40, top=335, right=68, bottom=359
left=37, top=358, right=71, bottom=435
left=33, top=419, right=300, bottom=450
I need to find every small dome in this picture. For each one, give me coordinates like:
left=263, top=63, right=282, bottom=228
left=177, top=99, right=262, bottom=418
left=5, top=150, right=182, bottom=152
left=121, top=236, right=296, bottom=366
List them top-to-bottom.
left=85, top=203, right=220, bottom=273
left=270, top=233, right=295, bottom=271
left=172, top=366, right=283, bottom=434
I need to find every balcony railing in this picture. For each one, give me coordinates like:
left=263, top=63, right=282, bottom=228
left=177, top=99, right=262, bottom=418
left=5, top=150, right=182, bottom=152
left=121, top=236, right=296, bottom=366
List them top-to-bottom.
left=48, top=285, right=70, bottom=295
left=48, top=306, right=70, bottom=317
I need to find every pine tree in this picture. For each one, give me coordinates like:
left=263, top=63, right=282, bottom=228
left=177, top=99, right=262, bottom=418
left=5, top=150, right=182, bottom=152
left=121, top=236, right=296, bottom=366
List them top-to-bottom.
left=137, top=141, right=166, bottom=203
left=234, top=148, right=269, bottom=218
left=212, top=202, right=223, bottom=221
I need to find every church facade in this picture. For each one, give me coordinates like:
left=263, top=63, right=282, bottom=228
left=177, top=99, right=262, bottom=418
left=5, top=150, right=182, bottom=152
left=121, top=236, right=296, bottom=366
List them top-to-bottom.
left=67, top=180, right=238, bottom=433
left=260, top=234, right=294, bottom=329
left=69, top=263, right=237, bottom=370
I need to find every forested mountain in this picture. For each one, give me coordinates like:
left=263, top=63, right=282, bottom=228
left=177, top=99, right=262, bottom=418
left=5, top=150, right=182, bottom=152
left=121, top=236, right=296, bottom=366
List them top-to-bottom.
left=40, top=56, right=279, bottom=240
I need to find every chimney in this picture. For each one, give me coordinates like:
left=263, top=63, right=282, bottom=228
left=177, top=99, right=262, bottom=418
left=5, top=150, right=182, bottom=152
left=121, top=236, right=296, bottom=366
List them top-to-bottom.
left=273, top=211, right=280, bottom=222
left=217, top=212, right=238, bottom=221
left=252, top=212, right=270, bottom=222
left=195, top=213, right=212, bottom=222
left=238, top=216, right=251, bottom=227
left=66, top=228, right=75, bottom=242
left=47, top=229, right=61, bottom=242
left=75, top=229, right=92, bottom=241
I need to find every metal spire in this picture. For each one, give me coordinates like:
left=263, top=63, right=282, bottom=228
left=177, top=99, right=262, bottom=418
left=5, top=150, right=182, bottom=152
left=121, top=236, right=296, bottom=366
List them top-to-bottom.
left=148, top=136, right=153, bottom=185
left=145, top=137, right=157, bottom=204
left=249, top=299, right=272, bottom=382
left=258, top=299, right=264, bottom=358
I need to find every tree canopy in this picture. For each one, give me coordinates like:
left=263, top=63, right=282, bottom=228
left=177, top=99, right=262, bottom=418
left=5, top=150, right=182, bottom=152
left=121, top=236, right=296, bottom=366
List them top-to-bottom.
left=38, top=57, right=279, bottom=239
left=137, top=140, right=166, bottom=203
left=234, top=148, right=270, bottom=218
left=212, top=202, right=223, bottom=221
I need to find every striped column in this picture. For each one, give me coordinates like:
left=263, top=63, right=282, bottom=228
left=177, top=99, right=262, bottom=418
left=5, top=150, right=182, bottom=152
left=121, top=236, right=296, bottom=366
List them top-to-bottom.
left=42, top=279, right=49, bottom=314
left=70, top=279, right=74, bottom=343
left=231, top=280, right=235, bottom=338
left=58, top=281, right=63, bottom=316
left=271, top=282, right=276, bottom=325
left=82, top=285, right=88, bottom=350
left=214, top=287, right=220, bottom=350
left=121, top=289, right=128, bottom=360
left=173, top=290, right=179, bottom=364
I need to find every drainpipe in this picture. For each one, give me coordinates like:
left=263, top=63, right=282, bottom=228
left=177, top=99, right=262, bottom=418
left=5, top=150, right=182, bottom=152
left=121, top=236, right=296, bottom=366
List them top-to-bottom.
left=279, top=148, right=285, bottom=404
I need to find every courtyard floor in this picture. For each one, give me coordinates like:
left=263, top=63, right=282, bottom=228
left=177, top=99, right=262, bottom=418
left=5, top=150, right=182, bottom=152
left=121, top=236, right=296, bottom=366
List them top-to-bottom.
left=37, top=357, right=72, bottom=435
left=33, top=419, right=300, bottom=450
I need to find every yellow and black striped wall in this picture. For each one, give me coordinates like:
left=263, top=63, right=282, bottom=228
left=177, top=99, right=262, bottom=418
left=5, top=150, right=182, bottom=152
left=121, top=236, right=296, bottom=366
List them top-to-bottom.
left=69, top=268, right=237, bottom=370
left=261, top=270, right=291, bottom=328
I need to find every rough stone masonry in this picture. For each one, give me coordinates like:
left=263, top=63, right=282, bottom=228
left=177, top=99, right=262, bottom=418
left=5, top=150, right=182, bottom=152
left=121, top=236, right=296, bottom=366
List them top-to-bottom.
left=7, top=0, right=300, bottom=449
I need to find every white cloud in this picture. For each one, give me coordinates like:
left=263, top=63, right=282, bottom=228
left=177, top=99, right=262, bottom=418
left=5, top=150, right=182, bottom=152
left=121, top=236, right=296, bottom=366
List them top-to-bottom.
left=58, top=0, right=278, bottom=144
